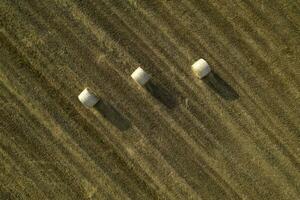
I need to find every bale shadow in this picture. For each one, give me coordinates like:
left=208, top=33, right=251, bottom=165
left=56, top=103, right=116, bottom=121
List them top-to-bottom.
left=203, top=72, right=239, bottom=101
left=145, top=80, right=177, bottom=109
left=94, top=100, right=131, bottom=131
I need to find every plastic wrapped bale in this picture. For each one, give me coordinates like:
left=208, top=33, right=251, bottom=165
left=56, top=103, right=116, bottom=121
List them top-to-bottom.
left=191, top=58, right=211, bottom=79
left=131, top=67, right=151, bottom=86
left=78, top=88, right=99, bottom=107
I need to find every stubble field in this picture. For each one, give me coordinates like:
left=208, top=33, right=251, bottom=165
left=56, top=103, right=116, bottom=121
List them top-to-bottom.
left=0, top=0, right=299, bottom=199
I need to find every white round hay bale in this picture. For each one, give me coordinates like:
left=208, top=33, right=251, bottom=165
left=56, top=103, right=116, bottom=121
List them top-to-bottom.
left=191, top=58, right=211, bottom=79
left=131, top=67, right=151, bottom=86
left=78, top=88, right=99, bottom=107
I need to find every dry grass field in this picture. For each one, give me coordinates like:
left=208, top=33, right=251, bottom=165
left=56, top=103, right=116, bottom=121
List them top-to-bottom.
left=0, top=0, right=299, bottom=199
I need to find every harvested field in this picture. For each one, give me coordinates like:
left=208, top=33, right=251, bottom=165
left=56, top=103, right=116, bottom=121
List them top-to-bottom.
left=0, top=0, right=299, bottom=199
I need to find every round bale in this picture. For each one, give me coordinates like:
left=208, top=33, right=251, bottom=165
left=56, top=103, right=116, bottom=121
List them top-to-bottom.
left=191, top=58, right=211, bottom=79
left=131, top=67, right=151, bottom=86
left=78, top=88, right=99, bottom=107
